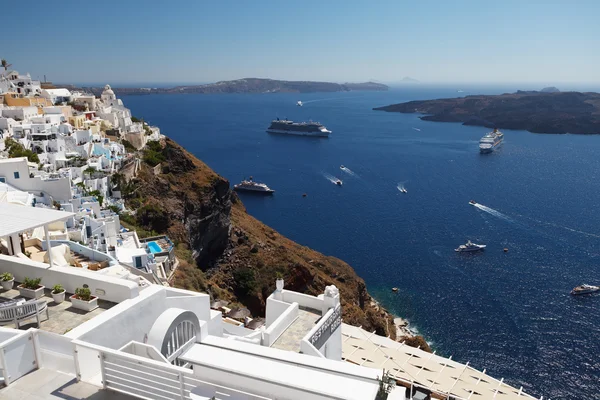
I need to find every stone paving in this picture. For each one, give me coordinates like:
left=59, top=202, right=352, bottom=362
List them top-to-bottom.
left=0, top=286, right=114, bottom=334
left=271, top=307, right=321, bottom=352
left=0, top=368, right=135, bottom=399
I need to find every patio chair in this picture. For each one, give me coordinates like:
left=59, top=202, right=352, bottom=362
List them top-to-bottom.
left=0, top=299, right=49, bottom=328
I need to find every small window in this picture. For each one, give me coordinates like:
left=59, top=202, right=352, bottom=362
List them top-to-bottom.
left=13, top=172, right=20, bottom=179
left=0, top=177, right=5, bottom=183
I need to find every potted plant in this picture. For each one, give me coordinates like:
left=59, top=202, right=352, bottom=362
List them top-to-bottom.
left=275, top=272, right=284, bottom=292
left=0, top=273, right=14, bottom=290
left=18, top=277, right=45, bottom=299
left=51, top=284, right=66, bottom=304
left=70, top=287, right=98, bottom=311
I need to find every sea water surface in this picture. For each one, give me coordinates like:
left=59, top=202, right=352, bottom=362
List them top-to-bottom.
left=123, top=86, right=600, bottom=399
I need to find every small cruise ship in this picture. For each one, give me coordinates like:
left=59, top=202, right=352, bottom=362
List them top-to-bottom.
left=267, top=118, right=331, bottom=137
left=479, top=128, right=504, bottom=153
left=233, top=177, right=274, bottom=194
left=455, top=240, right=486, bottom=252
left=571, top=284, right=600, bottom=295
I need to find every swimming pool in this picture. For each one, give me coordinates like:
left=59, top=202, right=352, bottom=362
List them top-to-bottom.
left=147, top=241, right=162, bottom=254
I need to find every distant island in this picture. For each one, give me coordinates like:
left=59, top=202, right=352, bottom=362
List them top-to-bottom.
left=399, top=76, right=420, bottom=84
left=70, top=78, right=388, bottom=96
left=374, top=89, right=600, bottom=134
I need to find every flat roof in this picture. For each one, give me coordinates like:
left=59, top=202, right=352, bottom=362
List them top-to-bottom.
left=0, top=203, right=74, bottom=237
left=181, top=343, right=378, bottom=400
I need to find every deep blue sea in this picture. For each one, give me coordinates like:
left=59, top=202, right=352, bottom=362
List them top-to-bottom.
left=123, top=85, right=600, bottom=399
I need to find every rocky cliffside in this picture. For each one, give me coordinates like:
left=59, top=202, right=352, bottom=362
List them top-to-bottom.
left=126, top=138, right=427, bottom=347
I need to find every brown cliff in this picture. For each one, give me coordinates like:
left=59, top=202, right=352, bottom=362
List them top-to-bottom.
left=123, top=137, right=427, bottom=347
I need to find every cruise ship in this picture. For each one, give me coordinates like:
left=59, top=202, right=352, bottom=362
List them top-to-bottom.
left=267, top=118, right=331, bottom=137
left=479, top=128, right=504, bottom=153
left=233, top=177, right=274, bottom=194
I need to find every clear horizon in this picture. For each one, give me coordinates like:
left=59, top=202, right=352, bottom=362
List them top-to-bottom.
left=3, top=0, right=599, bottom=85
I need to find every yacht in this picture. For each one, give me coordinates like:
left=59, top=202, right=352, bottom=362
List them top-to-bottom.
left=267, top=118, right=331, bottom=137
left=479, top=129, right=504, bottom=153
left=233, top=177, right=274, bottom=194
left=455, top=240, right=486, bottom=252
left=571, top=284, right=600, bottom=295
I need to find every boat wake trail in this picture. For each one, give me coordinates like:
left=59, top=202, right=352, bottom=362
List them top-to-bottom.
left=412, top=127, right=421, bottom=132
left=340, top=166, right=357, bottom=177
left=322, top=173, right=340, bottom=185
left=473, top=203, right=515, bottom=223
left=517, top=214, right=600, bottom=239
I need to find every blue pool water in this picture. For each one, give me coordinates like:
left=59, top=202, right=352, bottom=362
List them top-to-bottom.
left=123, top=85, right=600, bottom=398
left=147, top=241, right=162, bottom=254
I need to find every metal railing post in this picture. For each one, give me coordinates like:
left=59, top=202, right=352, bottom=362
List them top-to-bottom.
left=99, top=351, right=107, bottom=389
left=179, top=372, right=186, bottom=399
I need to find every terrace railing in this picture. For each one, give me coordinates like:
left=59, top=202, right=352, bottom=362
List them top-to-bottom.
left=0, top=329, right=37, bottom=386
left=73, top=340, right=271, bottom=400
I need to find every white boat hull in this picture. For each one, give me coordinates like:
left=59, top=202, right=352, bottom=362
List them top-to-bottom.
left=267, top=129, right=331, bottom=137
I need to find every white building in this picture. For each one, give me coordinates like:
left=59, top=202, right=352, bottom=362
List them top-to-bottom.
left=0, top=70, right=42, bottom=96
left=41, top=88, right=73, bottom=104
left=0, top=157, right=72, bottom=202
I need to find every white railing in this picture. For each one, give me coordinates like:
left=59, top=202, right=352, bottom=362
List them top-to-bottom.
left=0, top=329, right=37, bottom=386
left=73, top=340, right=271, bottom=400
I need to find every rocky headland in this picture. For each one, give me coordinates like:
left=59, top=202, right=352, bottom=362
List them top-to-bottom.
left=72, top=78, right=388, bottom=96
left=374, top=89, right=600, bottom=134
left=121, top=138, right=428, bottom=349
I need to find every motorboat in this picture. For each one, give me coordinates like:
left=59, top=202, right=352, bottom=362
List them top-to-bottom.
left=297, top=101, right=303, bottom=107
left=340, top=165, right=345, bottom=170
left=335, top=179, right=343, bottom=186
left=469, top=200, right=477, bottom=205
left=455, top=240, right=486, bottom=252
left=571, top=284, right=600, bottom=295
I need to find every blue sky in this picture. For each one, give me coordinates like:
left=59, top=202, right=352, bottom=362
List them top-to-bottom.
left=3, top=0, right=599, bottom=84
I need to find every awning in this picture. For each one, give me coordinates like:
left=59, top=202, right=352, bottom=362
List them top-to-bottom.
left=0, top=203, right=74, bottom=237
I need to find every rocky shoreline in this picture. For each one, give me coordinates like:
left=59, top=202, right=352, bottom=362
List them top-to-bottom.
left=374, top=90, right=600, bottom=134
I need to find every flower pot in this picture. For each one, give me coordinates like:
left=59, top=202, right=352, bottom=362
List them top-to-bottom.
left=276, top=278, right=284, bottom=291
left=1, top=279, right=14, bottom=291
left=18, top=284, right=45, bottom=299
left=52, top=290, right=66, bottom=304
left=70, top=294, right=98, bottom=312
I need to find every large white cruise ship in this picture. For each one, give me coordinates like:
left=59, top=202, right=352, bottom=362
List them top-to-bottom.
left=266, top=118, right=331, bottom=137
left=479, top=128, right=504, bottom=153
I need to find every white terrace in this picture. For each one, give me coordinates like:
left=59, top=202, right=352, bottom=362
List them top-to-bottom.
left=0, top=204, right=540, bottom=400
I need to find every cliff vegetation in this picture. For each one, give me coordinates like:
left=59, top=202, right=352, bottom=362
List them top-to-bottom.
left=121, top=137, right=429, bottom=349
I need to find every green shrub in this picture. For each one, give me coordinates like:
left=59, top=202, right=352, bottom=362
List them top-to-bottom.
left=4, top=137, right=40, bottom=163
left=122, top=139, right=136, bottom=152
left=136, top=203, right=169, bottom=233
left=233, top=268, right=257, bottom=296
left=0, top=272, right=13, bottom=282
left=22, top=277, right=42, bottom=289
left=52, top=284, right=64, bottom=294
left=75, top=287, right=92, bottom=301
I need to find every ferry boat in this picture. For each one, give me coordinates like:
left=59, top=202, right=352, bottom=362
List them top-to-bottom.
left=267, top=118, right=331, bottom=137
left=479, top=128, right=504, bottom=153
left=233, top=177, right=274, bottom=194
left=455, top=240, right=486, bottom=252
left=571, top=284, right=600, bottom=295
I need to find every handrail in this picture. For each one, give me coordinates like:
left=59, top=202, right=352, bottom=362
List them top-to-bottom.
left=72, top=339, right=270, bottom=400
